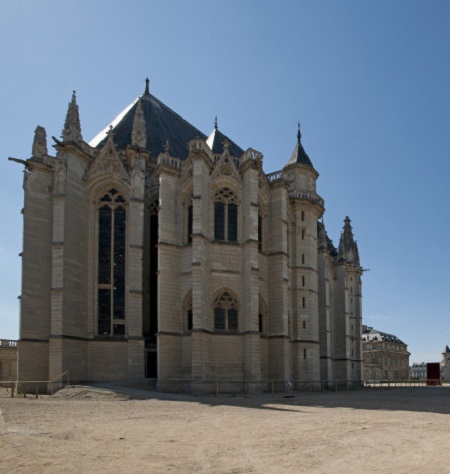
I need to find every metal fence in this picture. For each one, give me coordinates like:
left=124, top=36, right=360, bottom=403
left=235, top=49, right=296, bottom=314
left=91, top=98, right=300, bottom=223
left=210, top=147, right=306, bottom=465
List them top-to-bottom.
left=155, top=379, right=366, bottom=396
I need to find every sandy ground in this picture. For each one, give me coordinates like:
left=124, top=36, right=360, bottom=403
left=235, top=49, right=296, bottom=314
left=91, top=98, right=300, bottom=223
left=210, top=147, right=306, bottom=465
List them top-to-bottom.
left=0, top=385, right=449, bottom=474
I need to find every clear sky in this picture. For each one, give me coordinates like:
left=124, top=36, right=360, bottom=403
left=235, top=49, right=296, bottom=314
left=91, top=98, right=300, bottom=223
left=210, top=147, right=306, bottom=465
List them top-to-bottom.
left=1, top=0, right=449, bottom=363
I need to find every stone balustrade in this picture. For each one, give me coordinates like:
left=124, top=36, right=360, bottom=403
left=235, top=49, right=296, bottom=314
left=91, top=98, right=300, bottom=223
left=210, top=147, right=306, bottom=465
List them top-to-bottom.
left=288, top=190, right=324, bottom=206
left=0, top=339, right=18, bottom=348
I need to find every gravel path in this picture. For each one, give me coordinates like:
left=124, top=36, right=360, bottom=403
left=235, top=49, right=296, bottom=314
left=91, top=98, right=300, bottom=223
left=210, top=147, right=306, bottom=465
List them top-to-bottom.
left=1, top=386, right=449, bottom=473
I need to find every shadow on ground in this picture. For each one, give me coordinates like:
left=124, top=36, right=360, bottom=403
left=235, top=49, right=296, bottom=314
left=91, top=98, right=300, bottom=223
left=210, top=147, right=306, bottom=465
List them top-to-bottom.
left=58, top=383, right=450, bottom=416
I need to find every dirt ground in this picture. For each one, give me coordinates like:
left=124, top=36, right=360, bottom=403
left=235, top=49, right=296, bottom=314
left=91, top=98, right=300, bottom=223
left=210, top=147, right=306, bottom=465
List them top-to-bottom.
left=0, top=385, right=449, bottom=474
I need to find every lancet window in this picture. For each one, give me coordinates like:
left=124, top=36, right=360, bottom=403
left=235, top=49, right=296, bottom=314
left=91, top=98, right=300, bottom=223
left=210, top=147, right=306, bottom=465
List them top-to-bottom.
left=214, top=187, right=238, bottom=242
left=97, top=188, right=127, bottom=336
left=214, top=291, right=238, bottom=331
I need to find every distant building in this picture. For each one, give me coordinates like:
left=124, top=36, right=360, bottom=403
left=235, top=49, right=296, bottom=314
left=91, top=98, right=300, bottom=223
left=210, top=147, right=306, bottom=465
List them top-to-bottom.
left=362, top=326, right=410, bottom=381
left=0, top=339, right=17, bottom=382
left=442, top=346, right=450, bottom=381
left=410, top=362, right=427, bottom=379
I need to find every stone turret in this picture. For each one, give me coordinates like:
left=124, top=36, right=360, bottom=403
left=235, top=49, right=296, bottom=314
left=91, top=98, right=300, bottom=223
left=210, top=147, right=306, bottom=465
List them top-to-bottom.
left=62, top=91, right=82, bottom=142
left=283, top=124, right=319, bottom=195
left=32, top=126, right=48, bottom=159
left=338, top=216, right=360, bottom=265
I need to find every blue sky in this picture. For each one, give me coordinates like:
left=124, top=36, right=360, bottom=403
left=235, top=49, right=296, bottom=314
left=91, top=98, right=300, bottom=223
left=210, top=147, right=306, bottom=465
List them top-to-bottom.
left=1, top=1, right=449, bottom=363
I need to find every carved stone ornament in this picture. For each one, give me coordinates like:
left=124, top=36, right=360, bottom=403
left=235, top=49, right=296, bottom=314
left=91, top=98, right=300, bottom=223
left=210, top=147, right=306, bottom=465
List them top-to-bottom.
left=131, top=100, right=147, bottom=148
left=32, top=126, right=48, bottom=159
left=85, top=139, right=128, bottom=182
left=210, top=153, right=241, bottom=183
left=179, top=156, right=194, bottom=187
left=131, top=157, right=146, bottom=200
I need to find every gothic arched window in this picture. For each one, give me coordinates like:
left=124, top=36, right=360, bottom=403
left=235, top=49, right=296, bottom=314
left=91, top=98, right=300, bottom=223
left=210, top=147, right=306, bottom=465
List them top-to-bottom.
left=97, top=188, right=127, bottom=336
left=214, top=188, right=238, bottom=242
left=214, top=291, right=238, bottom=331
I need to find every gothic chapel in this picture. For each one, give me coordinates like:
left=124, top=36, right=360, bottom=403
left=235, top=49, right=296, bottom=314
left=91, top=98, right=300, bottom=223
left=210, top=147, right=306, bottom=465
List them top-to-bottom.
left=15, top=81, right=363, bottom=392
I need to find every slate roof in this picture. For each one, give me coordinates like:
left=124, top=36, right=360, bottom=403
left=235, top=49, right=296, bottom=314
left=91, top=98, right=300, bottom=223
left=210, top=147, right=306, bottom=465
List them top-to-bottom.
left=89, top=89, right=246, bottom=161
left=90, top=92, right=207, bottom=160
left=287, top=126, right=314, bottom=167
left=206, top=127, right=245, bottom=157
left=362, top=326, right=405, bottom=345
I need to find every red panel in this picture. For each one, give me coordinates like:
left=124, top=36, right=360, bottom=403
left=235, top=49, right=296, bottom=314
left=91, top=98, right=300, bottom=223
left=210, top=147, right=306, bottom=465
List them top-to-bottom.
left=426, top=363, right=441, bottom=386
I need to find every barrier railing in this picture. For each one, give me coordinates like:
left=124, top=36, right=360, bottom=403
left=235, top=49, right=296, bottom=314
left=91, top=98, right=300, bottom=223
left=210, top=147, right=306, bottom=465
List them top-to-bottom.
left=0, top=370, right=70, bottom=398
left=155, top=378, right=445, bottom=396
left=155, top=379, right=365, bottom=395
left=364, top=379, right=442, bottom=388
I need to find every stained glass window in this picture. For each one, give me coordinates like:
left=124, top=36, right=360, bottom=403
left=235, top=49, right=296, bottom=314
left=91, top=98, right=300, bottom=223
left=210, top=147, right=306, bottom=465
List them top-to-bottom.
left=214, top=188, right=238, bottom=242
left=97, top=189, right=127, bottom=336
left=187, top=205, right=193, bottom=243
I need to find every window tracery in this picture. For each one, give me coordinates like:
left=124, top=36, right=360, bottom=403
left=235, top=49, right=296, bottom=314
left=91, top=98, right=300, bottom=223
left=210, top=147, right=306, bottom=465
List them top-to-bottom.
left=214, top=291, right=238, bottom=330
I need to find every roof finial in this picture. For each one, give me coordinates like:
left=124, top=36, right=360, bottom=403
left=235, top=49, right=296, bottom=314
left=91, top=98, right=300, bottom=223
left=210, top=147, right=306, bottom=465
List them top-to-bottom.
left=145, top=78, right=150, bottom=96
left=214, top=116, right=218, bottom=130
left=297, top=121, right=301, bottom=144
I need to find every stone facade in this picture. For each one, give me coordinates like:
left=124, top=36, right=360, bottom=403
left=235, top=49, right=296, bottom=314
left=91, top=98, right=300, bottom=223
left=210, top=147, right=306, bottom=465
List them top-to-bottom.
left=14, top=83, right=363, bottom=392
left=362, top=326, right=410, bottom=381
left=0, top=340, right=18, bottom=381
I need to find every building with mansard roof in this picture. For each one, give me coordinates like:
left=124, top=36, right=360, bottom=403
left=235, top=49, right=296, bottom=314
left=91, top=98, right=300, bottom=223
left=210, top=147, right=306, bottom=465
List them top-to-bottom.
left=13, top=80, right=363, bottom=392
left=362, top=325, right=410, bottom=381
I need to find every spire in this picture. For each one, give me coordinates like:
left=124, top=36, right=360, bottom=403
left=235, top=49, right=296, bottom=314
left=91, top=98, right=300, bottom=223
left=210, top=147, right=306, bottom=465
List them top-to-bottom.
left=144, top=78, right=150, bottom=96
left=62, top=91, right=82, bottom=142
left=131, top=100, right=147, bottom=148
left=214, top=116, right=218, bottom=130
left=287, top=122, right=313, bottom=167
left=32, top=126, right=48, bottom=159
left=338, top=216, right=360, bottom=265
